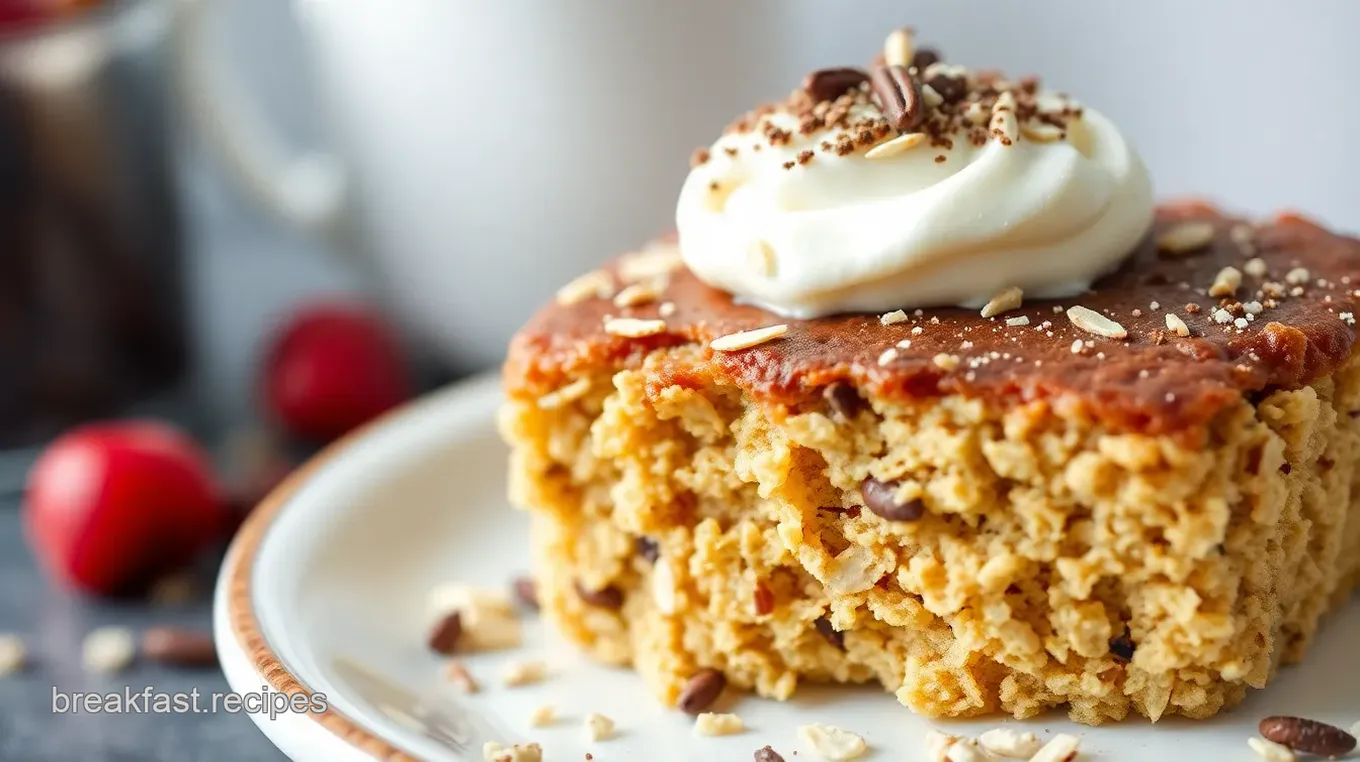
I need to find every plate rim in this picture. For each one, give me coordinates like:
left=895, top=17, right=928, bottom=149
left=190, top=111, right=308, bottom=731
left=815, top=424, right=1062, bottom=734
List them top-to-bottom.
left=215, top=371, right=504, bottom=761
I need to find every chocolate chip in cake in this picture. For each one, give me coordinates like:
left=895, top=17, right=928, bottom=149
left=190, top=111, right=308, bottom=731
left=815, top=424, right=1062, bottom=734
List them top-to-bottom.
left=869, top=65, right=925, bottom=133
left=803, top=68, right=869, bottom=103
left=823, top=382, right=863, bottom=421
left=860, top=477, right=925, bottom=521
left=636, top=536, right=660, bottom=563
left=512, top=576, right=539, bottom=610
left=575, top=581, right=624, bottom=609
left=753, top=581, right=775, bottom=616
left=427, top=612, right=464, bottom=655
left=814, top=615, right=845, bottom=650
left=140, top=627, right=218, bottom=668
left=1109, top=632, right=1136, bottom=663
left=677, top=668, right=726, bottom=715
left=1258, top=716, right=1356, bottom=757
left=753, top=746, right=786, bottom=762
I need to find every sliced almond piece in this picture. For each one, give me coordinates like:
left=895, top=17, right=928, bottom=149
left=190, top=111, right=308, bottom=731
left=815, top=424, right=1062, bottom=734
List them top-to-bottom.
left=883, top=27, right=914, bottom=68
left=1021, top=123, right=1065, bottom=142
left=865, top=132, right=926, bottom=159
left=1157, top=222, right=1215, bottom=255
left=1209, top=266, right=1243, bottom=297
left=556, top=270, right=614, bottom=305
left=613, top=281, right=661, bottom=308
left=980, top=286, right=1023, bottom=318
left=1066, top=305, right=1127, bottom=339
left=880, top=309, right=908, bottom=325
left=1165, top=313, right=1190, bottom=337
left=604, top=317, right=667, bottom=338
left=710, top=324, right=788, bottom=351
left=502, top=660, right=546, bottom=687
left=584, top=713, right=616, bottom=742
left=1247, top=737, right=1296, bottom=762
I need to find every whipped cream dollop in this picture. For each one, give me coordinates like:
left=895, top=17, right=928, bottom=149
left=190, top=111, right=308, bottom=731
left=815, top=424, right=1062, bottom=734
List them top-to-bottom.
left=675, top=56, right=1155, bottom=318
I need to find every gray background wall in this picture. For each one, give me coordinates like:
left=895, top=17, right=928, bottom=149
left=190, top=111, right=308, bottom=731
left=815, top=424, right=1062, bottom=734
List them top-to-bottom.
left=188, top=0, right=1360, bottom=423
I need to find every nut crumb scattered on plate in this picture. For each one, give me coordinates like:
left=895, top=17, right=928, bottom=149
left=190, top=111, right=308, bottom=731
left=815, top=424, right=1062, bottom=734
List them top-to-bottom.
left=502, top=660, right=546, bottom=687
left=527, top=704, right=555, bottom=727
left=693, top=712, right=744, bottom=736
left=583, top=713, right=615, bottom=742
left=797, top=723, right=867, bottom=760
left=482, top=741, right=542, bottom=762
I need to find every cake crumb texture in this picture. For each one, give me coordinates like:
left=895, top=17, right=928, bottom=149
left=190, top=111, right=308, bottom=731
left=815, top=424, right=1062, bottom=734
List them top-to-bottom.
left=499, top=343, right=1360, bottom=723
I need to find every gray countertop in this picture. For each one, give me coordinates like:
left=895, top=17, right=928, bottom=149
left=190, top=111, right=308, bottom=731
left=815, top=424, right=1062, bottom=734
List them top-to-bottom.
left=0, top=503, right=286, bottom=761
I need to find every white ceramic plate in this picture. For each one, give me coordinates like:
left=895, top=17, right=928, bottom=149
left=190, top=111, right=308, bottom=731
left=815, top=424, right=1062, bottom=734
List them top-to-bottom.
left=215, top=372, right=1360, bottom=761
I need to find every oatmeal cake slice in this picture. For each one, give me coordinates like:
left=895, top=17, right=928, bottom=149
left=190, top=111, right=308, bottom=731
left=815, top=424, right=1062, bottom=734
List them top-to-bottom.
left=499, top=29, right=1359, bottom=724
left=501, top=206, right=1360, bottom=725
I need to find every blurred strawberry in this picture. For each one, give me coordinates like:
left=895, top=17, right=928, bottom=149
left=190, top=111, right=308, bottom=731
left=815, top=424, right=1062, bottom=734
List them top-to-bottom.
left=0, top=0, right=102, bottom=30
left=261, top=301, right=413, bottom=443
left=23, top=421, right=228, bottom=596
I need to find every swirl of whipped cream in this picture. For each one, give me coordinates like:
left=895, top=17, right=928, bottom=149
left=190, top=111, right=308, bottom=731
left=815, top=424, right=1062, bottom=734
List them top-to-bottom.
left=675, top=80, right=1154, bottom=318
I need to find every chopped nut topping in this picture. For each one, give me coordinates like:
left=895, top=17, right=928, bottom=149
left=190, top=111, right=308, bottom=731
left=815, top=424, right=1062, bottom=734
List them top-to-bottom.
left=883, top=27, right=914, bottom=68
left=989, top=108, right=1018, bottom=145
left=1021, top=123, right=1065, bottom=142
left=865, top=131, right=926, bottom=159
left=1157, top=222, right=1215, bottom=255
left=618, top=247, right=684, bottom=282
left=1244, top=257, right=1268, bottom=278
left=1209, top=266, right=1243, bottom=297
left=1285, top=267, right=1311, bottom=285
left=556, top=270, right=614, bottom=305
left=612, top=282, right=661, bottom=308
left=980, top=286, right=1024, bottom=318
left=658, top=301, right=677, bottom=317
left=1066, top=305, right=1127, bottom=338
left=880, top=309, right=908, bottom=325
left=1165, top=313, right=1190, bottom=336
left=1005, top=316, right=1030, bottom=327
left=604, top=317, right=668, bottom=338
left=710, top=324, right=788, bottom=351
left=878, top=348, right=899, bottom=366
left=933, top=353, right=961, bottom=370
left=536, top=378, right=591, bottom=410
left=425, top=584, right=521, bottom=651
left=694, top=712, right=746, bottom=736
left=584, top=713, right=616, bottom=742
left=797, top=723, right=868, bottom=760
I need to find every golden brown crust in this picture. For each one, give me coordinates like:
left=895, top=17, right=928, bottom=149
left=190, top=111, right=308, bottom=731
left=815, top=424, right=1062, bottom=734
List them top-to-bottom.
left=505, top=204, right=1360, bottom=436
